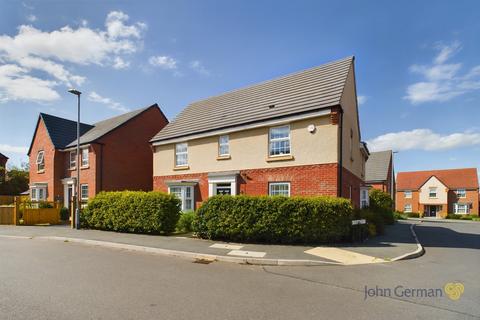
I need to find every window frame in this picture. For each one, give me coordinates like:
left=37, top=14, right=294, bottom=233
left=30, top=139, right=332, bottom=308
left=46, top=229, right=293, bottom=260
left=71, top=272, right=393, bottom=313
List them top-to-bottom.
left=268, top=125, right=291, bottom=157
left=218, top=135, right=230, bottom=157
left=175, top=143, right=188, bottom=167
left=81, top=148, right=89, bottom=167
left=69, top=150, right=77, bottom=169
left=36, top=151, right=45, bottom=172
left=268, top=182, right=291, bottom=197
left=80, top=184, right=89, bottom=201
left=168, top=185, right=194, bottom=211
left=31, top=186, right=47, bottom=201
left=428, top=187, right=437, bottom=198
left=455, top=189, right=466, bottom=198
left=404, top=190, right=412, bottom=198
left=454, top=203, right=469, bottom=214
left=404, top=204, right=412, bottom=213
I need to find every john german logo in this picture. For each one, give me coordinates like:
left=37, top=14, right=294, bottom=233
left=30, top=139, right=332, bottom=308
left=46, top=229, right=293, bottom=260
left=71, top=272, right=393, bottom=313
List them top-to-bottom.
left=364, top=282, right=464, bottom=301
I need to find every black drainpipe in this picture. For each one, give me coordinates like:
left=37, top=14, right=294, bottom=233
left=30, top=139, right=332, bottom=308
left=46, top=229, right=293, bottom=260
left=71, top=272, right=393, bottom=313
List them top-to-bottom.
left=338, top=108, right=344, bottom=198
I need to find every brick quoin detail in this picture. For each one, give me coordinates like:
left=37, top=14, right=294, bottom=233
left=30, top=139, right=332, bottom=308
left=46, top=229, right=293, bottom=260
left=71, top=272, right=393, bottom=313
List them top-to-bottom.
left=154, top=163, right=363, bottom=209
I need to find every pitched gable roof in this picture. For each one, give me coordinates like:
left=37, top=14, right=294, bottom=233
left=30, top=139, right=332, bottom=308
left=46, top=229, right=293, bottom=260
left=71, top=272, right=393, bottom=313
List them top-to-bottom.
left=151, top=56, right=354, bottom=143
left=28, top=104, right=163, bottom=155
left=365, top=150, right=392, bottom=182
left=0, top=152, right=8, bottom=160
left=397, top=168, right=479, bottom=190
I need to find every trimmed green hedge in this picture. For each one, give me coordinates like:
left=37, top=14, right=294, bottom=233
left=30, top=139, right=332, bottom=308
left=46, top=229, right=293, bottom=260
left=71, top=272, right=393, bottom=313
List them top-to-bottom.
left=369, top=189, right=394, bottom=225
left=81, top=191, right=181, bottom=234
left=194, top=195, right=353, bottom=244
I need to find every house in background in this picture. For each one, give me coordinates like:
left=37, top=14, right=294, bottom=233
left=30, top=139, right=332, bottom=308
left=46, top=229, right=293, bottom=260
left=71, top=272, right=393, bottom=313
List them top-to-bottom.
left=151, top=57, right=369, bottom=210
left=28, top=104, right=168, bottom=208
left=365, top=150, right=395, bottom=199
left=0, top=152, right=8, bottom=184
left=396, top=168, right=479, bottom=217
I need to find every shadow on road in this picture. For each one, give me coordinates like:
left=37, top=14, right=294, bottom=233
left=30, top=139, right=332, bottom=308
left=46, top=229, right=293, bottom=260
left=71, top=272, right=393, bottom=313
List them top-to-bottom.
left=415, top=224, right=480, bottom=250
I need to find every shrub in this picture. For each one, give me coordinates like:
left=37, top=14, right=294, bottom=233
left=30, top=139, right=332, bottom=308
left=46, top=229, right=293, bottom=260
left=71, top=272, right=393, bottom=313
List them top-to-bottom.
left=369, top=189, right=394, bottom=225
left=81, top=191, right=181, bottom=234
left=194, top=195, right=353, bottom=244
left=38, top=201, right=53, bottom=208
left=60, top=207, right=70, bottom=221
left=354, top=208, right=385, bottom=235
left=177, top=211, right=196, bottom=233
left=393, top=211, right=408, bottom=220
left=407, top=212, right=420, bottom=218
left=446, top=214, right=475, bottom=220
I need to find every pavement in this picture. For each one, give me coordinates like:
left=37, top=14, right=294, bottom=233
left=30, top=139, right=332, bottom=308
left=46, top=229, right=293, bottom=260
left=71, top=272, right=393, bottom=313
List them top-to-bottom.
left=0, top=220, right=478, bottom=320
left=0, top=221, right=420, bottom=265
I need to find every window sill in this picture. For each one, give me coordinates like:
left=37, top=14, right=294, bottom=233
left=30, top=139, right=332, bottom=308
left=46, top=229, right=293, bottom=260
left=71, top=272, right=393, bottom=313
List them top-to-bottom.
left=216, top=155, right=231, bottom=160
left=266, top=155, right=294, bottom=162
left=81, top=165, right=90, bottom=170
left=173, top=165, right=190, bottom=171
left=37, top=170, right=45, bottom=174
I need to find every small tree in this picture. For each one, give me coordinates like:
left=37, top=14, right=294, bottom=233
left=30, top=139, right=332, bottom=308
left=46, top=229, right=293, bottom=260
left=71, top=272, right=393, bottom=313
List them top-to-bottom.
left=0, top=164, right=29, bottom=195
left=369, top=189, right=394, bottom=224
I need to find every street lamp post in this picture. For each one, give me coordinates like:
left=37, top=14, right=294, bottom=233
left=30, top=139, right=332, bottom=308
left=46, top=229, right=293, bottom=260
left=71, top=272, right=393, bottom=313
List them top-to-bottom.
left=68, top=89, right=82, bottom=230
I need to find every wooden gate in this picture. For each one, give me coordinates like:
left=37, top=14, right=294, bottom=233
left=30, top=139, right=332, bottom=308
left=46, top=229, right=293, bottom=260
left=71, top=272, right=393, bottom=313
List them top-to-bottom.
left=0, top=206, right=15, bottom=224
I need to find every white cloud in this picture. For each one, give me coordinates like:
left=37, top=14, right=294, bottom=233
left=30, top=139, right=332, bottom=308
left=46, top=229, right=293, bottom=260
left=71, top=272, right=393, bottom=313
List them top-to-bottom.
left=0, top=11, right=146, bottom=103
left=26, top=14, right=37, bottom=22
left=405, top=41, right=480, bottom=104
left=149, top=55, right=177, bottom=69
left=189, top=60, right=210, bottom=76
left=88, top=91, right=130, bottom=113
left=357, top=95, right=367, bottom=106
left=367, top=128, right=480, bottom=152
left=0, top=144, right=28, bottom=154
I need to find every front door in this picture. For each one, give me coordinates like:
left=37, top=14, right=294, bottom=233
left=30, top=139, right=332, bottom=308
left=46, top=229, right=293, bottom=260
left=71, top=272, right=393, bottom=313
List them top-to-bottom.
left=67, top=185, right=73, bottom=209
left=426, top=205, right=437, bottom=217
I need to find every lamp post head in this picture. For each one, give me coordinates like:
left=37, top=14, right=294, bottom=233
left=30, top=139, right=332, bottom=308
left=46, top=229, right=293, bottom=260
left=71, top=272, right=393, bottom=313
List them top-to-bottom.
left=68, top=89, right=82, bottom=96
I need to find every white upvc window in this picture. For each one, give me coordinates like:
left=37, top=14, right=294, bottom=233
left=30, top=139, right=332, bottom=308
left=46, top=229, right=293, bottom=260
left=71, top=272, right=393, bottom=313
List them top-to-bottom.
left=269, top=125, right=291, bottom=156
left=218, top=135, right=230, bottom=156
left=175, top=143, right=188, bottom=167
left=81, top=148, right=89, bottom=167
left=69, top=150, right=77, bottom=169
left=36, top=151, right=45, bottom=171
left=269, top=182, right=290, bottom=197
left=80, top=184, right=89, bottom=201
left=31, top=185, right=47, bottom=201
left=169, top=185, right=194, bottom=211
left=428, top=187, right=437, bottom=198
left=360, top=188, right=369, bottom=208
left=455, top=189, right=466, bottom=198
left=404, top=190, right=412, bottom=198
left=454, top=203, right=469, bottom=214
left=404, top=204, right=412, bottom=213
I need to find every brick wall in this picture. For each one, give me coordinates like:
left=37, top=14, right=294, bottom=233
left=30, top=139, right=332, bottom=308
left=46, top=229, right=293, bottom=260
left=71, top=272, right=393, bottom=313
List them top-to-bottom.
left=154, top=163, right=363, bottom=209
left=341, top=166, right=363, bottom=208
left=448, top=189, right=479, bottom=215
left=395, top=190, right=421, bottom=213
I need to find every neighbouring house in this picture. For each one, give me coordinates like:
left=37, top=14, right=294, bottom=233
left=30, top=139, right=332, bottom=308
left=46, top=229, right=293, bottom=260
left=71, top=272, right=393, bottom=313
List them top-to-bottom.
left=151, top=57, right=369, bottom=210
left=28, top=104, right=168, bottom=208
left=365, top=150, right=395, bottom=199
left=0, top=152, right=7, bottom=184
left=396, top=168, right=479, bottom=217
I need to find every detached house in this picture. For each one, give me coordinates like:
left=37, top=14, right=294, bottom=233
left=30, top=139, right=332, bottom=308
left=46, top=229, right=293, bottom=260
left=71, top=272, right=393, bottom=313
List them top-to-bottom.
left=151, top=57, right=369, bottom=210
left=28, top=104, right=168, bottom=207
left=365, top=150, right=395, bottom=198
left=396, top=168, right=479, bottom=217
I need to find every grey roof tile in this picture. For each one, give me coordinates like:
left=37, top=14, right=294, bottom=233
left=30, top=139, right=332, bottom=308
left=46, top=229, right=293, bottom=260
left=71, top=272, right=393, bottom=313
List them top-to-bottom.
left=151, top=56, right=353, bottom=142
left=365, top=150, right=392, bottom=182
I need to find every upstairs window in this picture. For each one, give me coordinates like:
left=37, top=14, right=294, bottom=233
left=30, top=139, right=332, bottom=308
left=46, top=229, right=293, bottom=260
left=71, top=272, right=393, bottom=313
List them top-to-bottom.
left=269, top=125, right=290, bottom=156
left=350, top=129, right=354, bottom=161
left=218, top=135, right=230, bottom=156
left=175, top=143, right=188, bottom=167
left=81, top=148, right=89, bottom=167
left=36, top=151, right=45, bottom=172
left=69, top=151, right=77, bottom=169
left=429, top=187, right=437, bottom=198
left=455, top=189, right=466, bottom=198
left=404, top=190, right=412, bottom=198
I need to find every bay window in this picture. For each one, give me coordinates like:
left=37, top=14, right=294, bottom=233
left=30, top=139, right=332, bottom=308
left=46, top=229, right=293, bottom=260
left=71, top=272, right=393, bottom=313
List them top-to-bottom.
left=169, top=185, right=194, bottom=211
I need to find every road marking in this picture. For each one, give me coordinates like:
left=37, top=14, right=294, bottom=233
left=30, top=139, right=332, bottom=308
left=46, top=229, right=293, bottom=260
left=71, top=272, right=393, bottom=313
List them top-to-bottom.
left=210, top=243, right=244, bottom=250
left=304, top=247, right=386, bottom=265
left=227, top=250, right=266, bottom=258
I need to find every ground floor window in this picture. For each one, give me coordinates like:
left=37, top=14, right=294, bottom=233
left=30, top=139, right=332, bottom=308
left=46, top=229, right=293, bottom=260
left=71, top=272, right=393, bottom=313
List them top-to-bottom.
left=269, top=182, right=290, bottom=197
left=215, top=183, right=232, bottom=195
left=81, top=184, right=89, bottom=201
left=31, top=185, right=47, bottom=201
left=169, top=185, right=194, bottom=211
left=360, top=187, right=369, bottom=208
left=454, top=203, right=469, bottom=214
left=404, top=204, right=412, bottom=213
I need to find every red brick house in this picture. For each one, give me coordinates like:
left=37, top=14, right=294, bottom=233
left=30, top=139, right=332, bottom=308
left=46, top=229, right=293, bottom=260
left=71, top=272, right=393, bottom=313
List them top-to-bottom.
left=151, top=57, right=369, bottom=210
left=28, top=104, right=168, bottom=208
left=365, top=150, right=395, bottom=199
left=0, top=152, right=8, bottom=184
left=396, top=168, right=479, bottom=217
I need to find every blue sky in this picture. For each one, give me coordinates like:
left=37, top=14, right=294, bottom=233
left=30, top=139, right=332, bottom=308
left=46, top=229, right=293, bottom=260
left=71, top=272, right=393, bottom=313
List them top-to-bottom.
left=0, top=0, right=479, bottom=176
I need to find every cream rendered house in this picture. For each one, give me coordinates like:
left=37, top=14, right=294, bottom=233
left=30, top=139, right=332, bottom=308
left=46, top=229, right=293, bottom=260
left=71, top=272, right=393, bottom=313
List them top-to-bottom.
left=150, top=57, right=369, bottom=210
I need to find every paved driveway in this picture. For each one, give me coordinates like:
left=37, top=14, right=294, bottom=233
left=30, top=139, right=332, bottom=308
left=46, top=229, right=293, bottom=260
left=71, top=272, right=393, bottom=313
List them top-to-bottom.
left=0, top=221, right=478, bottom=320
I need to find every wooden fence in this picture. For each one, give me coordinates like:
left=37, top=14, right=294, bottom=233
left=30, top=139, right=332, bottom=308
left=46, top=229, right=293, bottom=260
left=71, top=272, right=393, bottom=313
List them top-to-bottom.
left=0, top=195, right=14, bottom=205
left=0, top=197, right=62, bottom=226
left=0, top=206, right=15, bottom=224
left=22, top=208, right=60, bottom=225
